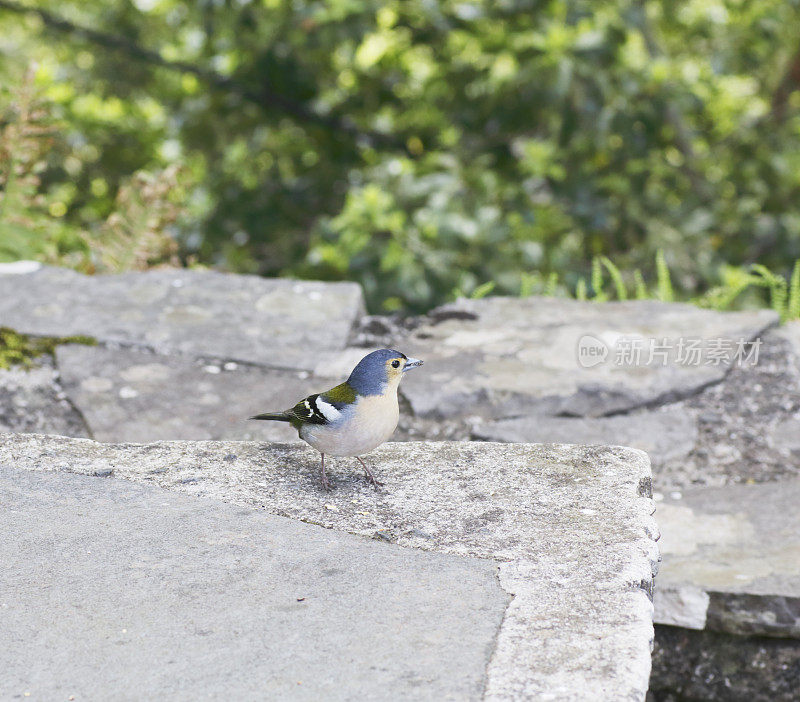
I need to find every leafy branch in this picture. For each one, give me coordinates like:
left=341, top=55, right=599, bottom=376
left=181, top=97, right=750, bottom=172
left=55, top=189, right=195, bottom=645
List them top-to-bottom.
left=0, top=0, right=406, bottom=153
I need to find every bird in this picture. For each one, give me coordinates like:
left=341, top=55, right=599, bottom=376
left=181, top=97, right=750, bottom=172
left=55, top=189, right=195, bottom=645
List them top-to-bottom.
left=249, top=349, right=423, bottom=490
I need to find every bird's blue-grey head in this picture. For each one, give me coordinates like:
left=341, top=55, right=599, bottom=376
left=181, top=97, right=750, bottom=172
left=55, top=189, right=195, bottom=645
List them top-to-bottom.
left=347, top=349, right=423, bottom=396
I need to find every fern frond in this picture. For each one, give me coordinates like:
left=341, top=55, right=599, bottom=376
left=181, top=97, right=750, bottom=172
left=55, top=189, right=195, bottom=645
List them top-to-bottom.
left=655, top=250, right=674, bottom=302
left=599, top=256, right=627, bottom=300
left=591, top=257, right=607, bottom=301
left=788, top=259, right=800, bottom=321
left=751, top=264, right=788, bottom=320
left=633, top=269, right=648, bottom=300
left=544, top=271, right=558, bottom=297
left=520, top=273, right=534, bottom=298
left=576, top=277, right=588, bottom=301
left=471, top=280, right=496, bottom=299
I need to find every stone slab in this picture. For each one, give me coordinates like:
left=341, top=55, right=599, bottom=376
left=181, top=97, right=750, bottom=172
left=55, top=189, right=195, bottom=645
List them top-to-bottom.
left=0, top=266, right=364, bottom=370
left=397, top=297, right=777, bottom=419
left=776, top=320, right=800, bottom=374
left=55, top=344, right=322, bottom=443
left=0, top=360, right=89, bottom=438
left=473, top=406, right=697, bottom=466
left=769, top=414, right=800, bottom=455
left=0, top=433, right=659, bottom=701
left=0, top=465, right=507, bottom=701
left=654, top=480, right=800, bottom=637
left=650, top=625, right=800, bottom=702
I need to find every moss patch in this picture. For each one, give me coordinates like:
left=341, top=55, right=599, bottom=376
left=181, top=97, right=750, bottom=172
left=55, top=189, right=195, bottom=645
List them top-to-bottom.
left=0, top=327, right=96, bottom=370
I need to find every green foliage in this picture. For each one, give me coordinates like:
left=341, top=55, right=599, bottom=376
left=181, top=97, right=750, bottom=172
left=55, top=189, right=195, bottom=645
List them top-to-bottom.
left=1, top=1, right=799, bottom=312
left=0, top=70, right=88, bottom=265
left=0, top=76, right=191, bottom=272
left=655, top=250, right=674, bottom=303
left=571, top=252, right=800, bottom=322
left=599, top=256, right=627, bottom=301
left=591, top=257, right=607, bottom=302
left=789, top=260, right=800, bottom=321
left=633, top=269, right=648, bottom=300
left=575, top=277, right=588, bottom=302
left=470, top=280, right=496, bottom=300
left=0, top=327, right=95, bottom=370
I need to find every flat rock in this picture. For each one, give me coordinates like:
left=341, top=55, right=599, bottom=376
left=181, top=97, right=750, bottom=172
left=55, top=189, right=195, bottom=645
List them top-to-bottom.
left=0, top=266, right=364, bottom=370
left=397, top=297, right=777, bottom=418
left=776, top=320, right=800, bottom=374
left=55, top=344, right=321, bottom=443
left=0, top=359, right=89, bottom=438
left=473, top=407, right=697, bottom=466
left=769, top=414, right=800, bottom=455
left=0, top=433, right=659, bottom=701
left=0, top=465, right=507, bottom=701
left=654, top=480, right=800, bottom=637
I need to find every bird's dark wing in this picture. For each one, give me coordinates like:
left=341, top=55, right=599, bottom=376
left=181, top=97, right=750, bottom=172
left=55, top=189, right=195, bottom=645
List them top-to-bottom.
left=284, top=382, right=357, bottom=426
left=285, top=393, right=328, bottom=425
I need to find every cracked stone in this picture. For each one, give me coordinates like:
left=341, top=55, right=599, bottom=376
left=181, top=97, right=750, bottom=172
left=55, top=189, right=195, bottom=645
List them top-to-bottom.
left=0, top=266, right=365, bottom=370
left=394, top=297, right=777, bottom=419
left=56, top=344, right=322, bottom=443
left=0, top=358, right=89, bottom=438
left=473, top=406, right=697, bottom=467
left=0, top=433, right=658, bottom=701
left=1, top=464, right=507, bottom=700
left=654, top=479, right=800, bottom=637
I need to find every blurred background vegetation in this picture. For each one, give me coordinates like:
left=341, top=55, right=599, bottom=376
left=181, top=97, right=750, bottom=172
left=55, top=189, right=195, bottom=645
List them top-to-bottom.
left=1, top=0, right=799, bottom=314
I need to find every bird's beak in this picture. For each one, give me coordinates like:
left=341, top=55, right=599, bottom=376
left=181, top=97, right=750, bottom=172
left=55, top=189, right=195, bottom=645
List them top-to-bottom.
left=403, top=357, right=423, bottom=371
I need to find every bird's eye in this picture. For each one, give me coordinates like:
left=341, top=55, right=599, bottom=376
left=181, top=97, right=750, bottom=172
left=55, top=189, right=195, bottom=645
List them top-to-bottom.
left=391, top=360, right=401, bottom=368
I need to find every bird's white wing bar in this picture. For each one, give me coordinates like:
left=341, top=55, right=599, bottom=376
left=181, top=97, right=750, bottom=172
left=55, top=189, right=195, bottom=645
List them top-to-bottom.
left=314, top=396, right=342, bottom=422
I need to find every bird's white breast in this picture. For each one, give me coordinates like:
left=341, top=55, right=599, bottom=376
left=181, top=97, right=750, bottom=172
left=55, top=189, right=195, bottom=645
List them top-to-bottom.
left=299, top=391, right=399, bottom=457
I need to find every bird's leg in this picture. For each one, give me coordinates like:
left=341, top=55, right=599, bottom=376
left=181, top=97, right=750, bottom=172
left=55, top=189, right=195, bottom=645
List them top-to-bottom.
left=320, top=453, right=332, bottom=491
left=356, top=456, right=383, bottom=487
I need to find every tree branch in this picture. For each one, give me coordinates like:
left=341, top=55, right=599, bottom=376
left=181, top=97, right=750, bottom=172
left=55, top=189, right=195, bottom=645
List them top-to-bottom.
left=0, top=0, right=405, bottom=151
left=771, top=45, right=800, bottom=123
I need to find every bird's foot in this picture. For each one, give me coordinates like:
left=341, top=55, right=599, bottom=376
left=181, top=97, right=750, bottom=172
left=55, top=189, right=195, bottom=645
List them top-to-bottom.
left=320, top=454, right=333, bottom=491
left=356, top=457, right=383, bottom=488
left=365, top=474, right=383, bottom=487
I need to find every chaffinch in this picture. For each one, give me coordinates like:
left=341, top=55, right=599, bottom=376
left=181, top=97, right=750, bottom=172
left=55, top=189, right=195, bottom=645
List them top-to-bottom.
left=249, top=349, right=423, bottom=490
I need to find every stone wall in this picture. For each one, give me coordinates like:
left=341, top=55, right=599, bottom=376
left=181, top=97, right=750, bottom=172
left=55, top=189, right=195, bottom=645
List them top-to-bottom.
left=3, top=263, right=800, bottom=699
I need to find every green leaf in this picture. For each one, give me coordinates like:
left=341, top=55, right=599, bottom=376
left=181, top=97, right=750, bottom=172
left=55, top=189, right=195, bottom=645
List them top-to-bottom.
left=656, top=250, right=674, bottom=303
left=470, top=281, right=496, bottom=299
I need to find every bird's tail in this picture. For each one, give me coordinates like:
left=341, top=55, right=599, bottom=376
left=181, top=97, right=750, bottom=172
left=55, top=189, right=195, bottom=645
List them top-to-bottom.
left=249, top=412, right=292, bottom=422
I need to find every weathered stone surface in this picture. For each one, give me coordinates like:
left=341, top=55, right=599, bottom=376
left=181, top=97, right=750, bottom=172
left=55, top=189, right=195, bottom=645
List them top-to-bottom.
left=0, top=266, right=364, bottom=370
left=397, top=297, right=777, bottom=418
left=776, top=320, right=800, bottom=373
left=666, top=328, right=800, bottom=492
left=55, top=344, right=320, bottom=443
left=0, top=359, right=89, bottom=438
left=473, top=407, right=697, bottom=466
left=769, top=414, right=800, bottom=455
left=0, top=433, right=659, bottom=701
left=1, top=465, right=507, bottom=701
left=654, top=480, right=800, bottom=637
left=650, top=625, right=800, bottom=702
